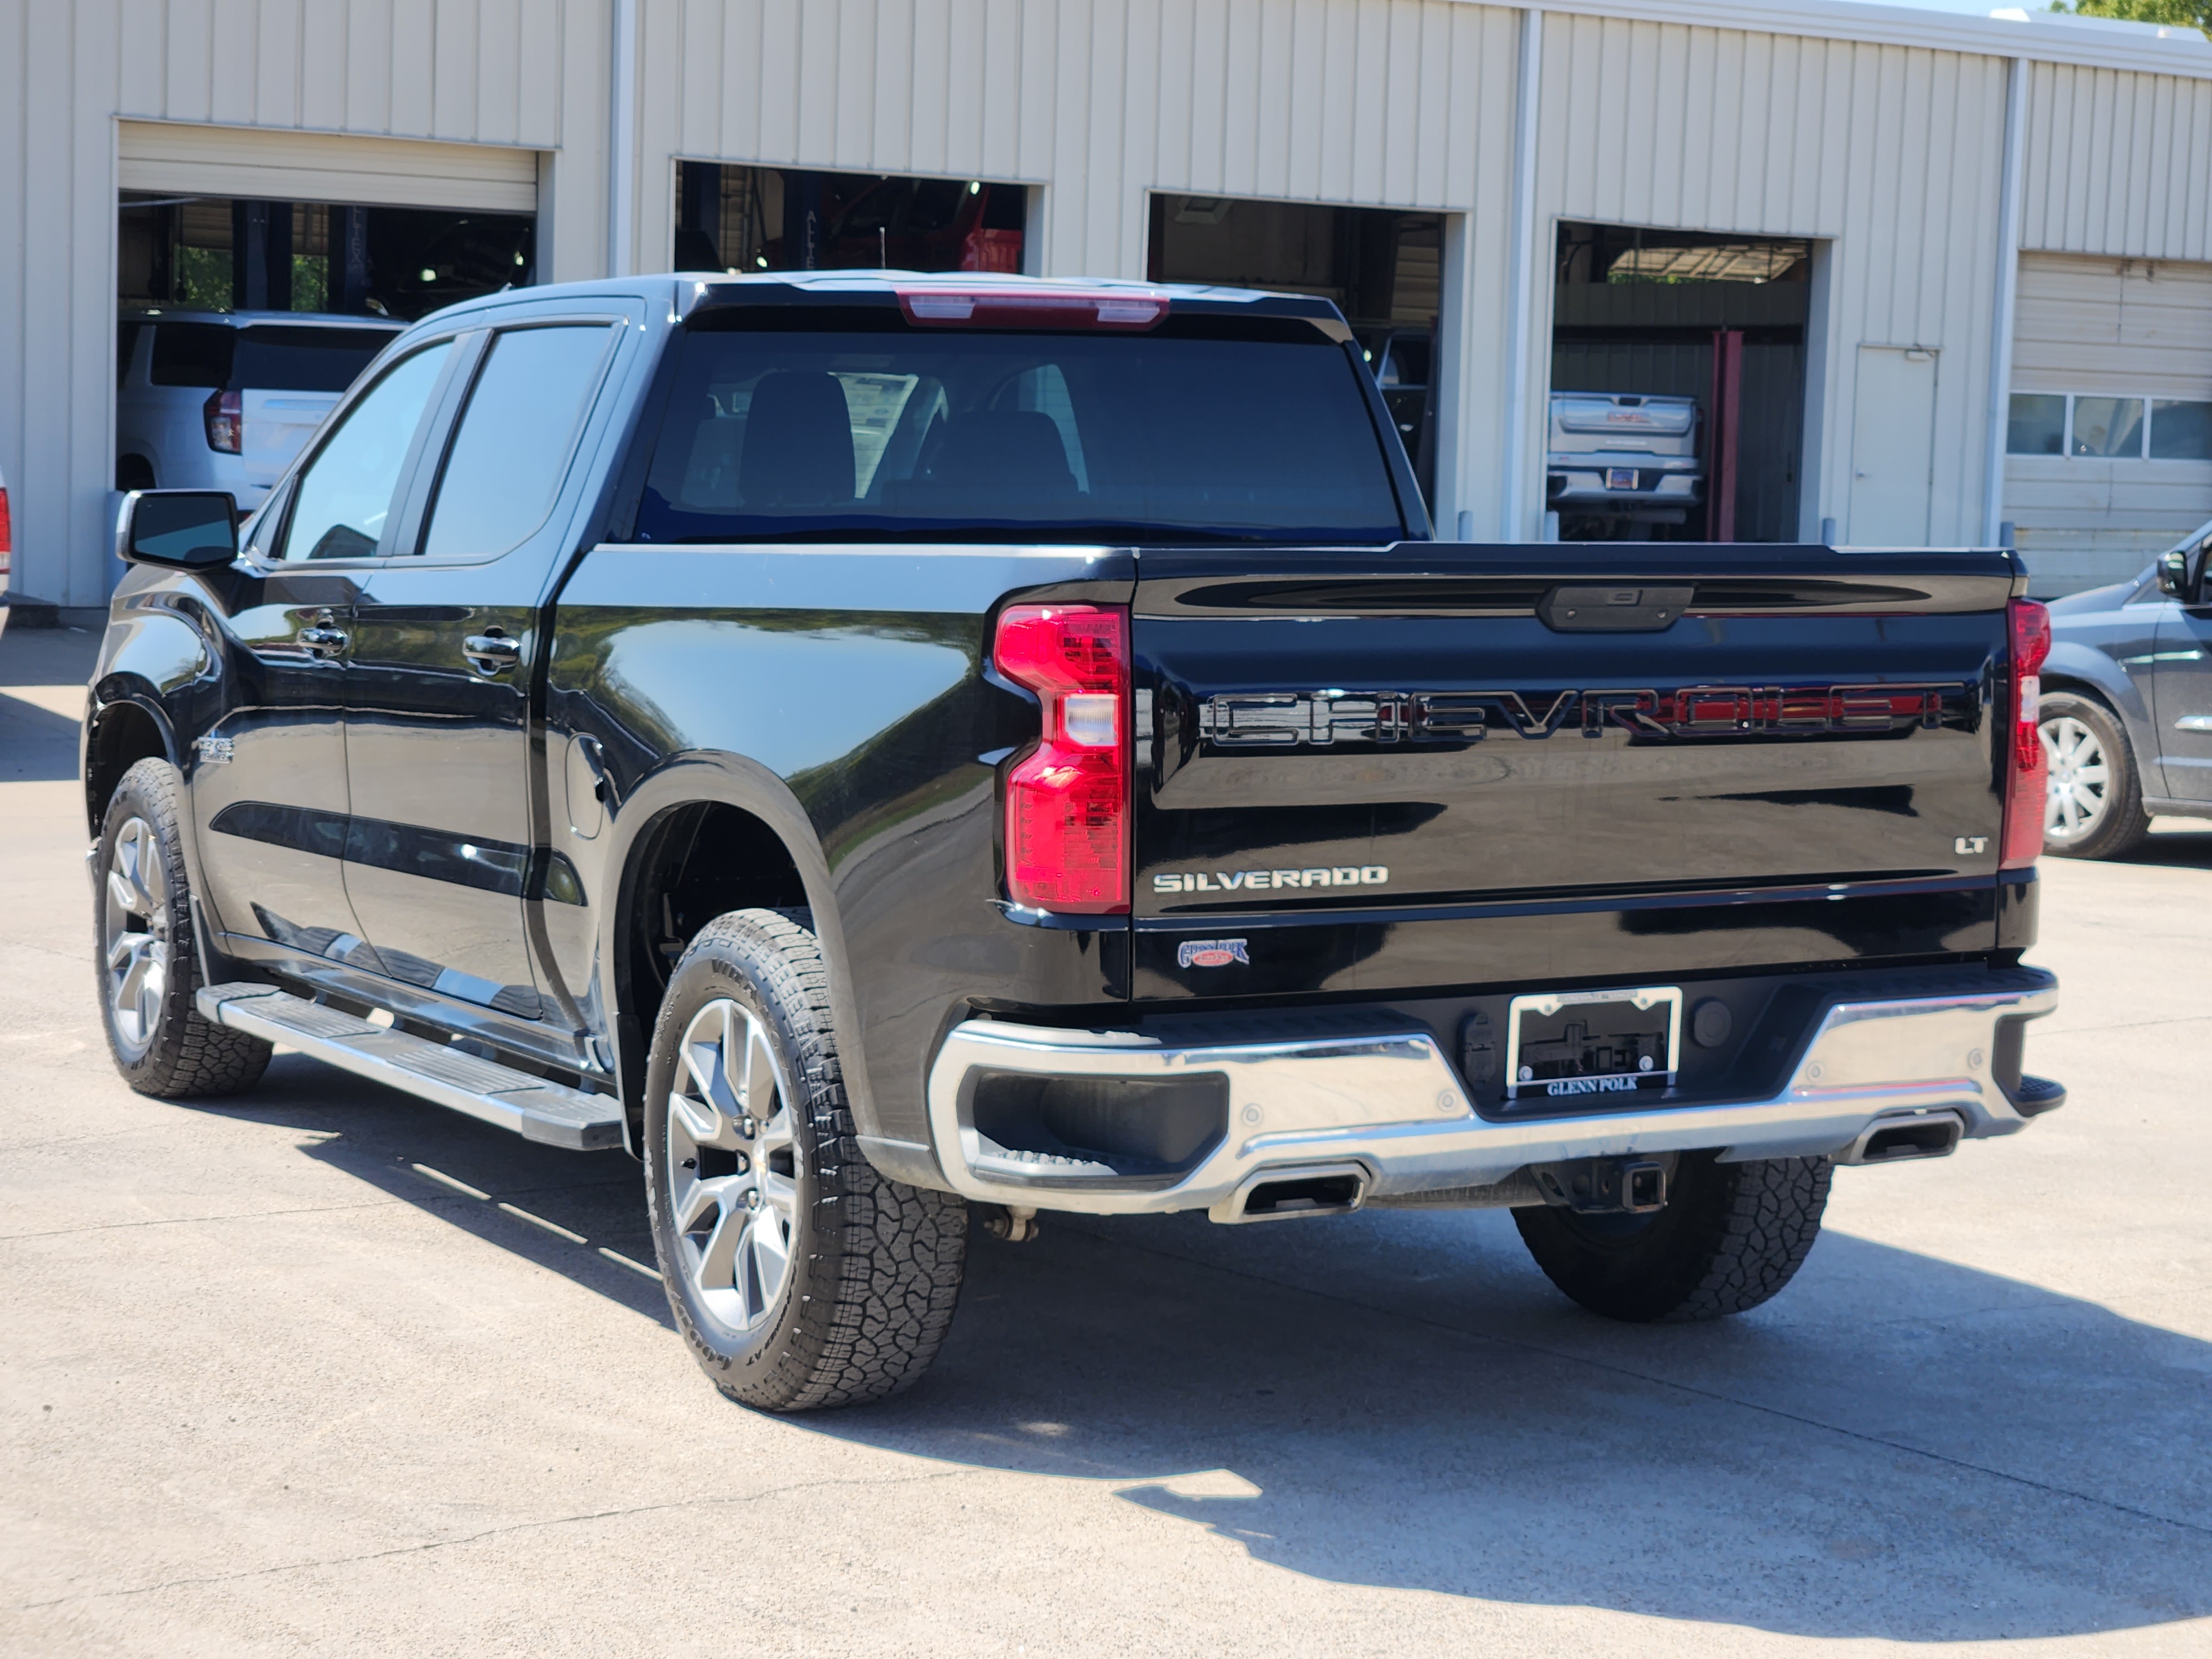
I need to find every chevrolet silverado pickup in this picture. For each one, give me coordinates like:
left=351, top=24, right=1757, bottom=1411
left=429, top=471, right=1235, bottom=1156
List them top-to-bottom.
left=86, top=272, right=2061, bottom=1412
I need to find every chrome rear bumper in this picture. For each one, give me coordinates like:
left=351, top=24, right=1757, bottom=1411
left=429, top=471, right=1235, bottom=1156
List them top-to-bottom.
left=924, top=975, right=2059, bottom=1220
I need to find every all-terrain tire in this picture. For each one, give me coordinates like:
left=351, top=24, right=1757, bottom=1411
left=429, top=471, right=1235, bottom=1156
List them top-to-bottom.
left=2038, top=690, right=2149, bottom=861
left=93, top=757, right=272, bottom=1098
left=643, top=907, right=967, bottom=1411
left=1512, top=1152, right=1832, bottom=1322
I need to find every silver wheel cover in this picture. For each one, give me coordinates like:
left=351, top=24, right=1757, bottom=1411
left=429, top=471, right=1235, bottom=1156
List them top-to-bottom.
left=2041, top=715, right=2112, bottom=844
left=101, top=816, right=170, bottom=1060
left=665, top=997, right=802, bottom=1337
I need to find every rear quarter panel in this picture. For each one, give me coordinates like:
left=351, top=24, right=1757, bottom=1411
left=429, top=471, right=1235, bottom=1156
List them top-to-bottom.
left=548, top=544, right=1134, bottom=1159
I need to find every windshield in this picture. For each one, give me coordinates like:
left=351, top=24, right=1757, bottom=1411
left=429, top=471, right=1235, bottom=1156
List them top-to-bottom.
left=634, top=311, right=1408, bottom=544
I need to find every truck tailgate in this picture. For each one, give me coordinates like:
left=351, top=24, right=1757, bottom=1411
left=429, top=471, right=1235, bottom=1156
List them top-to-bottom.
left=1133, top=546, right=2023, bottom=1000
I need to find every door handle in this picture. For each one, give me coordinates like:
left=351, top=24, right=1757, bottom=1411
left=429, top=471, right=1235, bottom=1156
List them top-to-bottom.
left=298, top=623, right=348, bottom=657
left=462, top=631, right=522, bottom=675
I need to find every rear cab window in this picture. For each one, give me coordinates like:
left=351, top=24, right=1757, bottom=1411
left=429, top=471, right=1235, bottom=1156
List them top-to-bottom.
left=635, top=304, right=1410, bottom=544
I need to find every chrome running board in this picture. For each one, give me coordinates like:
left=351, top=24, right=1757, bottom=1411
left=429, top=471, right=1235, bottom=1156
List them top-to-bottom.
left=196, top=982, right=624, bottom=1151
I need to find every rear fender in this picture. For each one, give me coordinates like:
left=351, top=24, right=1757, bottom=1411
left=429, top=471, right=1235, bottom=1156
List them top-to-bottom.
left=2042, top=639, right=2152, bottom=731
left=593, top=753, right=884, bottom=1160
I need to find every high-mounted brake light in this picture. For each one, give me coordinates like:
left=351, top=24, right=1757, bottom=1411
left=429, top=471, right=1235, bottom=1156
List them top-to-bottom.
left=899, top=288, right=1167, bottom=331
left=204, top=389, right=242, bottom=455
left=2000, top=597, right=2052, bottom=869
left=994, top=604, right=1131, bottom=914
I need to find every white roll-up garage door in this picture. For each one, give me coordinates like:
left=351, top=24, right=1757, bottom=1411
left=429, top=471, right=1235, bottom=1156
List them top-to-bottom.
left=118, top=121, right=538, bottom=213
left=2005, top=252, right=2212, bottom=586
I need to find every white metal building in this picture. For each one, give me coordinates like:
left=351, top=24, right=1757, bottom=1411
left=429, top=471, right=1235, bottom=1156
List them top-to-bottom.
left=7, top=0, right=2212, bottom=617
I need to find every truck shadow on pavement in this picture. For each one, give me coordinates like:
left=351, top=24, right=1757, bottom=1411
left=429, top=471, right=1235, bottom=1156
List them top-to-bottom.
left=182, top=1057, right=2212, bottom=1644
left=838, top=1211, right=2212, bottom=1644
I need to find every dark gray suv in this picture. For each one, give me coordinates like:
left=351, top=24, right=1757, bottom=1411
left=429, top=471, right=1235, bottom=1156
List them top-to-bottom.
left=2040, top=523, right=2212, bottom=858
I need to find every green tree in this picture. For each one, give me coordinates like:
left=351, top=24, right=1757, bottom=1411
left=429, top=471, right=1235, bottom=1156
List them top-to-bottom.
left=2050, top=0, right=2212, bottom=39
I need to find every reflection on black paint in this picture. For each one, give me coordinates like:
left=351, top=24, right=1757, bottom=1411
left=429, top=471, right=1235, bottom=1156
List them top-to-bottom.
left=1695, top=785, right=1919, bottom=818
left=213, top=800, right=586, bottom=907
left=208, top=801, right=349, bottom=859
left=345, top=816, right=528, bottom=898
left=247, top=901, right=545, bottom=1019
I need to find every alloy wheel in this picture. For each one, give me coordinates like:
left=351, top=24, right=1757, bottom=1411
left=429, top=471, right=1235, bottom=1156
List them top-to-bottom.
left=2041, top=715, right=2111, bottom=843
left=101, top=816, right=169, bottom=1059
left=665, top=997, right=802, bottom=1337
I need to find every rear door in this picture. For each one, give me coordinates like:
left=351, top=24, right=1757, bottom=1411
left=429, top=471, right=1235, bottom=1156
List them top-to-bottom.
left=340, top=314, right=627, bottom=1021
left=1131, top=547, right=2017, bottom=1001
left=2151, top=587, right=2212, bottom=802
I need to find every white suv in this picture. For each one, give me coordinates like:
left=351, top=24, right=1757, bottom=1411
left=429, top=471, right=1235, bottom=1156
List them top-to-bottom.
left=116, top=310, right=401, bottom=504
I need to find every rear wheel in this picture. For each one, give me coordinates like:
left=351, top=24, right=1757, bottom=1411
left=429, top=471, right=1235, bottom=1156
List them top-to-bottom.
left=2039, top=691, right=2148, bottom=860
left=94, top=758, right=272, bottom=1097
left=643, top=908, right=967, bottom=1411
left=1512, top=1152, right=1831, bottom=1322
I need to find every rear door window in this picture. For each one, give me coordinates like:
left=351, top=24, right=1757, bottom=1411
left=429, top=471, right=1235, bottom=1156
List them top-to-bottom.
left=150, top=323, right=234, bottom=388
left=416, top=324, right=614, bottom=560
left=232, top=327, right=395, bottom=393
left=275, top=342, right=453, bottom=561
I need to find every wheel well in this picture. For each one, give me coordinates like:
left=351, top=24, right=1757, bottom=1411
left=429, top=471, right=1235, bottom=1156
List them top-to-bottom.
left=116, top=455, right=156, bottom=491
left=84, top=702, right=170, bottom=834
left=621, top=801, right=810, bottom=1107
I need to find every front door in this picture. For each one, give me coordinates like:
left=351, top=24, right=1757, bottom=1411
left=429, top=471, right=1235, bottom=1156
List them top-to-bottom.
left=341, top=320, right=622, bottom=1020
left=194, top=338, right=459, bottom=969
left=1847, top=346, right=1938, bottom=545
left=2152, top=587, right=2212, bottom=804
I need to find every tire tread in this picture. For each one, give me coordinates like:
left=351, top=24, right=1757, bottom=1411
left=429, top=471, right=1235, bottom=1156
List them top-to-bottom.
left=648, top=909, right=965, bottom=1411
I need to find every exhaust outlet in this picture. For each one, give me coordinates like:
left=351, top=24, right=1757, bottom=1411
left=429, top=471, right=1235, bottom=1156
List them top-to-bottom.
left=1844, top=1112, right=1964, bottom=1165
left=1211, top=1162, right=1368, bottom=1224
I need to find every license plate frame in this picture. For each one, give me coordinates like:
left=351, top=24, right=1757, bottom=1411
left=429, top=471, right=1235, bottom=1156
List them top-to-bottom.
left=1604, top=466, right=1640, bottom=491
left=1505, top=985, right=1682, bottom=1102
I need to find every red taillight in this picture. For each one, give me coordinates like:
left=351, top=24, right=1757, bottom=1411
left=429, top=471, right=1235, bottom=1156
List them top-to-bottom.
left=898, top=286, right=1167, bottom=330
left=204, top=389, right=242, bottom=454
left=0, top=486, right=11, bottom=574
left=2000, top=597, right=2052, bottom=868
left=995, top=603, right=1130, bottom=914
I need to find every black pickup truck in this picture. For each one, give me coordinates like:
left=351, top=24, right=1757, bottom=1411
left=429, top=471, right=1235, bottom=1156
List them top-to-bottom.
left=87, top=272, right=2062, bottom=1412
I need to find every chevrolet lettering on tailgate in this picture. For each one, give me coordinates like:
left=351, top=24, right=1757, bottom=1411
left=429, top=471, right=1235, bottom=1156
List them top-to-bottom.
left=1200, top=684, right=1965, bottom=747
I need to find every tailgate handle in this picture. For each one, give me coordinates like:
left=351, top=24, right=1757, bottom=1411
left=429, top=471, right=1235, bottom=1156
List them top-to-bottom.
left=1538, top=585, right=1692, bottom=633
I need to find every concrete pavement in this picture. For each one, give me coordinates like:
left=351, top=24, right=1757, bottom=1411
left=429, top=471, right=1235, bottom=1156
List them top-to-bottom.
left=2, top=614, right=2208, bottom=1656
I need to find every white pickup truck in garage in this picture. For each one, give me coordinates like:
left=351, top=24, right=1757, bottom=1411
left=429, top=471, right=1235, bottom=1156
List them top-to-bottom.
left=1547, top=392, right=1704, bottom=526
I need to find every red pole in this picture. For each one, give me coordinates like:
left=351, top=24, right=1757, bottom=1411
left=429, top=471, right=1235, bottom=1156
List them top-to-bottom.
left=1709, top=328, right=1743, bottom=542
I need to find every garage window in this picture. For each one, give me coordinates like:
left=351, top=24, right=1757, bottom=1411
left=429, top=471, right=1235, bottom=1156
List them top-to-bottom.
left=2008, top=392, right=2212, bottom=461
left=2006, top=394, right=2065, bottom=456
left=2072, top=397, right=2145, bottom=458
left=2150, top=400, right=2212, bottom=461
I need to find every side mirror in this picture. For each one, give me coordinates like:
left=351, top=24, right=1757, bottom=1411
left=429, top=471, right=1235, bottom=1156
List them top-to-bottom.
left=116, top=490, right=239, bottom=570
left=2156, top=546, right=2189, bottom=598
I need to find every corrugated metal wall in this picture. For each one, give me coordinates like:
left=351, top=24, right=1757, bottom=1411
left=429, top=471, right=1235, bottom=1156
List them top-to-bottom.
left=0, top=0, right=608, bottom=611
left=627, top=0, right=1525, bottom=518
left=631, top=0, right=1519, bottom=273
left=12, top=2, right=2212, bottom=608
left=1536, top=14, right=2009, bottom=543
left=2021, top=61, right=2212, bottom=263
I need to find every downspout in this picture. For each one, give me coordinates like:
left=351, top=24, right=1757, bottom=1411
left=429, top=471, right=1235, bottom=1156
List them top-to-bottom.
left=608, top=0, right=639, bottom=278
left=1501, top=7, right=1545, bottom=541
left=1983, top=55, right=2027, bottom=546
